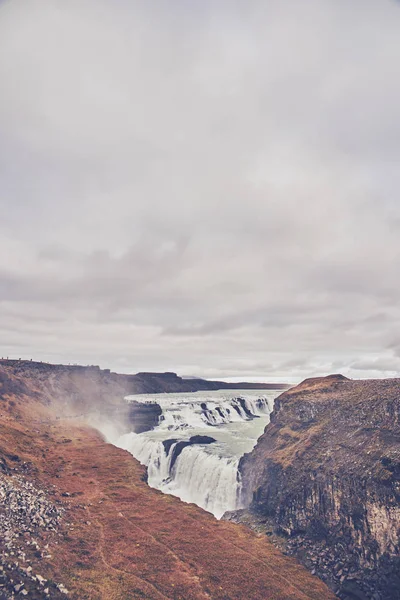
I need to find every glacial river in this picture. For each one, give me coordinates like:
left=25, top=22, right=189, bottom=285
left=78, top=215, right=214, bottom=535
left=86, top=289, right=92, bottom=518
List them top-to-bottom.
left=113, top=390, right=280, bottom=518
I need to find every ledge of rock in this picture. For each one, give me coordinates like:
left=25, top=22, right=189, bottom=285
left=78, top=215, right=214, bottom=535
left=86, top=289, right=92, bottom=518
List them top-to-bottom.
left=234, top=375, right=400, bottom=600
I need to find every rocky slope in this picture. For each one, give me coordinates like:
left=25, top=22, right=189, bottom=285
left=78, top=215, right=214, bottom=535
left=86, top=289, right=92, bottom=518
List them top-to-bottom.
left=0, top=362, right=332, bottom=600
left=227, top=375, right=400, bottom=600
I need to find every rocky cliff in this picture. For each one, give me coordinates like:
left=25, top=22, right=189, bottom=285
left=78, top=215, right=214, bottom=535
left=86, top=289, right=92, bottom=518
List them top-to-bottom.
left=130, top=371, right=288, bottom=393
left=228, top=375, right=400, bottom=600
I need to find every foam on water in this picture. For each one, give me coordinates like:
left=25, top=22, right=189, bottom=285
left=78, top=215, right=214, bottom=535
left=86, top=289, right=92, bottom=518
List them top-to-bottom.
left=115, top=390, right=279, bottom=518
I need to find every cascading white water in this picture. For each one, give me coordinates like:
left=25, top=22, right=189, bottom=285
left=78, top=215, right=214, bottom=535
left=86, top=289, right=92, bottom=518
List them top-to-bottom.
left=114, top=390, right=278, bottom=519
left=138, top=394, right=274, bottom=430
left=117, top=432, right=240, bottom=517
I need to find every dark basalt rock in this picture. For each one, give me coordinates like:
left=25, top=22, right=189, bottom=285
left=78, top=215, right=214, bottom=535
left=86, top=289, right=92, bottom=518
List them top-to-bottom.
left=0, top=366, right=29, bottom=399
left=127, top=371, right=289, bottom=394
left=234, top=376, right=400, bottom=600
left=238, top=397, right=258, bottom=419
left=128, top=401, right=162, bottom=434
left=164, top=435, right=216, bottom=469
left=189, top=435, right=216, bottom=445
left=162, top=439, right=179, bottom=455
left=170, top=441, right=192, bottom=470
left=0, top=458, right=10, bottom=474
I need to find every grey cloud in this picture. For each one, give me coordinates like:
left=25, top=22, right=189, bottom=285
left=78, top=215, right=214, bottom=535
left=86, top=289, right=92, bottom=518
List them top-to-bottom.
left=0, top=0, right=400, bottom=379
left=350, top=357, right=400, bottom=373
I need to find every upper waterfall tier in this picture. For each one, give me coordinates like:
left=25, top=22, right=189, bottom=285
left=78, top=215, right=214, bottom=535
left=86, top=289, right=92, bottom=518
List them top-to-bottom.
left=125, top=392, right=274, bottom=431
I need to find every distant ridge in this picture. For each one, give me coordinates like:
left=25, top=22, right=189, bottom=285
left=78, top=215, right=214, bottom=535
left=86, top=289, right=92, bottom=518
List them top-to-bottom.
left=0, top=359, right=289, bottom=394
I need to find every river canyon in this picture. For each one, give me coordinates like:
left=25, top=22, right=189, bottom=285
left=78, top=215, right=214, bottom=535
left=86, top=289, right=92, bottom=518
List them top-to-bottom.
left=112, top=390, right=278, bottom=518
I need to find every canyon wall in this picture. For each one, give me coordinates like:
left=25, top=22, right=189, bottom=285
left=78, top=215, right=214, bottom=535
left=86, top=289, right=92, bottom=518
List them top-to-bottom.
left=232, top=375, right=400, bottom=600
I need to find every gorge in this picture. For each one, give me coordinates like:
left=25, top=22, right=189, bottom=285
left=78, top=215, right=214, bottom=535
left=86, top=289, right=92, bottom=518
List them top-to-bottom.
left=228, top=375, right=400, bottom=600
left=112, top=390, right=277, bottom=517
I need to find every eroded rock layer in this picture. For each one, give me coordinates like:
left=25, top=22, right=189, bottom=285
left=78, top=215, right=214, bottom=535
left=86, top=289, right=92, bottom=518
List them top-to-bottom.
left=233, top=375, right=400, bottom=600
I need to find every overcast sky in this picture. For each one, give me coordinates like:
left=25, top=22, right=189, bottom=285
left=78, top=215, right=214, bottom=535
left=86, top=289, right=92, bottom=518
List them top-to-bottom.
left=1, top=0, right=400, bottom=382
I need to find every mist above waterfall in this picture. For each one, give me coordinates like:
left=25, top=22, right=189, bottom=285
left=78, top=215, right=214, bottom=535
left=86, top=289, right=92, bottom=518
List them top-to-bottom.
left=112, top=390, right=279, bottom=518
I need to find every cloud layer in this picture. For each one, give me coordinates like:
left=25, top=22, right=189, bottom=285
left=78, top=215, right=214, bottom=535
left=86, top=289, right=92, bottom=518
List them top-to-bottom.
left=1, top=0, right=400, bottom=380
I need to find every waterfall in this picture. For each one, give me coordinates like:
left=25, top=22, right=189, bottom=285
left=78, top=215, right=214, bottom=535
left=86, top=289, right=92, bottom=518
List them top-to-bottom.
left=114, top=391, right=277, bottom=519
left=125, top=394, right=274, bottom=430
left=117, top=432, right=241, bottom=518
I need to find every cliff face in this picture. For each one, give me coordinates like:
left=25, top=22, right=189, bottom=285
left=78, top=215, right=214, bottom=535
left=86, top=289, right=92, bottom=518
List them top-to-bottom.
left=0, top=363, right=333, bottom=600
left=131, top=371, right=288, bottom=393
left=234, top=375, right=400, bottom=600
left=127, top=401, right=163, bottom=433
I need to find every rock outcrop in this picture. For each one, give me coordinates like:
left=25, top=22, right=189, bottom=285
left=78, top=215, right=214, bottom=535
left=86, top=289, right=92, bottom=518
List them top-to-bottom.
left=131, top=371, right=288, bottom=393
left=230, top=375, right=400, bottom=600
left=127, top=401, right=163, bottom=433
left=163, top=435, right=217, bottom=470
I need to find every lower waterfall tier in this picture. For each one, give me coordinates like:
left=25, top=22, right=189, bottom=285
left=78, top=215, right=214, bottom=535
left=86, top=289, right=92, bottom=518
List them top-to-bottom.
left=118, top=432, right=240, bottom=518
